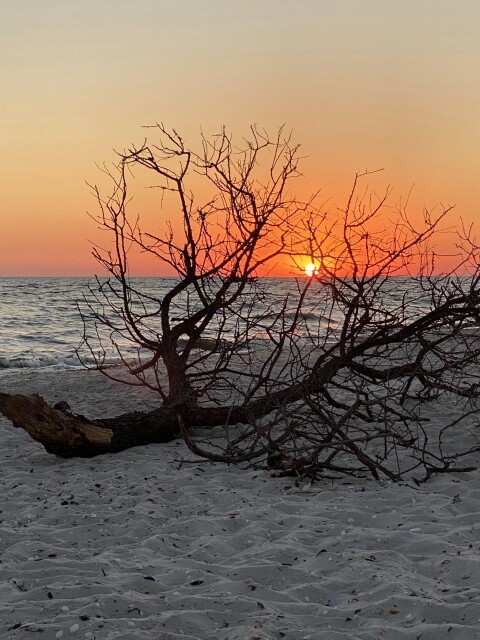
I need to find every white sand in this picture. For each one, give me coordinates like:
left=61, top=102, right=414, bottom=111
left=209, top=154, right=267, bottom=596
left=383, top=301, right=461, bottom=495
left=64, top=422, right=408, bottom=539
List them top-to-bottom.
left=1, top=369, right=479, bottom=640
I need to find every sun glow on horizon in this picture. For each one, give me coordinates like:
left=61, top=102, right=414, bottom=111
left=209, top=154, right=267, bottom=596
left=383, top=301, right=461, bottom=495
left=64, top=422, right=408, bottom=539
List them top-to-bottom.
left=0, top=3, right=478, bottom=276
left=304, top=262, right=319, bottom=277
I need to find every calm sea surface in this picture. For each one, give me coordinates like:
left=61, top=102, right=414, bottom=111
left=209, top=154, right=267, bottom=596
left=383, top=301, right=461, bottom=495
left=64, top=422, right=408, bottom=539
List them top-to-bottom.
left=0, top=276, right=429, bottom=374
left=0, top=278, right=303, bottom=372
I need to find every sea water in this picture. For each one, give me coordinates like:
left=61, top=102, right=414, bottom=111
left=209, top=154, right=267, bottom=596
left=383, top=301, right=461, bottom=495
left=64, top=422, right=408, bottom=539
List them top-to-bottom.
left=0, top=276, right=433, bottom=374
left=0, top=277, right=307, bottom=372
left=0, top=277, right=87, bottom=370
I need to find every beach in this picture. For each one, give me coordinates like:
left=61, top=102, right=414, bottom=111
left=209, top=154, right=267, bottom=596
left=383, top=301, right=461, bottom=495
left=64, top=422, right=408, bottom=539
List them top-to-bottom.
left=3, top=0, right=480, bottom=637
left=0, top=368, right=479, bottom=640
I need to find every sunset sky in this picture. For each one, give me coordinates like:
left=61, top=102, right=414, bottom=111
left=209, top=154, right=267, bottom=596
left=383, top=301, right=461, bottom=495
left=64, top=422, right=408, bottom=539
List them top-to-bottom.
left=1, top=0, right=480, bottom=276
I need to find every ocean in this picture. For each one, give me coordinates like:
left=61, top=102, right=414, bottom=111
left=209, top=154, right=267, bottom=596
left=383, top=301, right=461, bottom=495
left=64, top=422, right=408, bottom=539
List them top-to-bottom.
left=0, top=276, right=432, bottom=374
left=0, top=277, right=308, bottom=372
left=0, top=277, right=88, bottom=371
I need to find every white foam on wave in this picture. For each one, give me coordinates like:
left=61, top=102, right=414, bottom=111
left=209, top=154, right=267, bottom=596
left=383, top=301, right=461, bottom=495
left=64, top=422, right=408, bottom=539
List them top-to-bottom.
left=0, top=354, right=82, bottom=370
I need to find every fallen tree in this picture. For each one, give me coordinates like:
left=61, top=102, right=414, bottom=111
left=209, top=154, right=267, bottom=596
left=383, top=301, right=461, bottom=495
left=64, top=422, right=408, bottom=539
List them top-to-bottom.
left=1, top=125, right=480, bottom=481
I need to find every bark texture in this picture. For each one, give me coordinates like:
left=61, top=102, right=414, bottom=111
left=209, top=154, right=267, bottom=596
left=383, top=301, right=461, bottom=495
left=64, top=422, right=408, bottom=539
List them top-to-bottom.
left=0, top=391, right=290, bottom=458
left=0, top=392, right=180, bottom=457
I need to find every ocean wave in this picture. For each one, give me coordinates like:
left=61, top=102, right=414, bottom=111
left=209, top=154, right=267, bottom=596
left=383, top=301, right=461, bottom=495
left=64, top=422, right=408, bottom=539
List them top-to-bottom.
left=0, top=353, right=83, bottom=370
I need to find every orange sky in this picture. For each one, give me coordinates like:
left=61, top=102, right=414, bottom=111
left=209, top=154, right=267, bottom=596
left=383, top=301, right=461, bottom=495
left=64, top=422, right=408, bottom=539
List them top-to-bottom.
left=1, top=1, right=480, bottom=276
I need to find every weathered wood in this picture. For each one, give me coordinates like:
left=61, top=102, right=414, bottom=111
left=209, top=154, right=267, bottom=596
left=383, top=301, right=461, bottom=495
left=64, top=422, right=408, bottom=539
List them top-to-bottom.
left=0, top=357, right=344, bottom=457
left=0, top=391, right=274, bottom=457
left=0, top=392, right=180, bottom=457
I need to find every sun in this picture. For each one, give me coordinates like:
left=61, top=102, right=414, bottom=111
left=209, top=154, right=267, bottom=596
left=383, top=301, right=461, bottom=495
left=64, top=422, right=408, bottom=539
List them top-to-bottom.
left=305, top=262, right=319, bottom=277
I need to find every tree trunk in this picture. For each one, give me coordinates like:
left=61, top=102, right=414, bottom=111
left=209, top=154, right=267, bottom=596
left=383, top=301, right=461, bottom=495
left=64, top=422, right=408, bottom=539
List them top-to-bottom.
left=0, top=358, right=343, bottom=457
left=0, top=390, right=299, bottom=458
left=0, top=392, right=192, bottom=457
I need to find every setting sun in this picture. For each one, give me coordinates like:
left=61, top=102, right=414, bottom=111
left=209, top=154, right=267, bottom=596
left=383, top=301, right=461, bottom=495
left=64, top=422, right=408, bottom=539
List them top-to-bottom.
left=305, top=262, right=319, bottom=277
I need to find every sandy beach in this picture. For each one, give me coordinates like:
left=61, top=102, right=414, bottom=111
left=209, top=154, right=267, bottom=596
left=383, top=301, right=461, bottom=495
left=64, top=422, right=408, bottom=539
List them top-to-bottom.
left=1, top=368, right=479, bottom=640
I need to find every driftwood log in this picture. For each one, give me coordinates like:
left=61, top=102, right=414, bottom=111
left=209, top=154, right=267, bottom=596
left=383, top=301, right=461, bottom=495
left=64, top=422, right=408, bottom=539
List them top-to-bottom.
left=0, top=358, right=343, bottom=458
left=0, top=391, right=288, bottom=458
left=0, top=392, right=183, bottom=457
left=0, top=392, right=262, bottom=457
